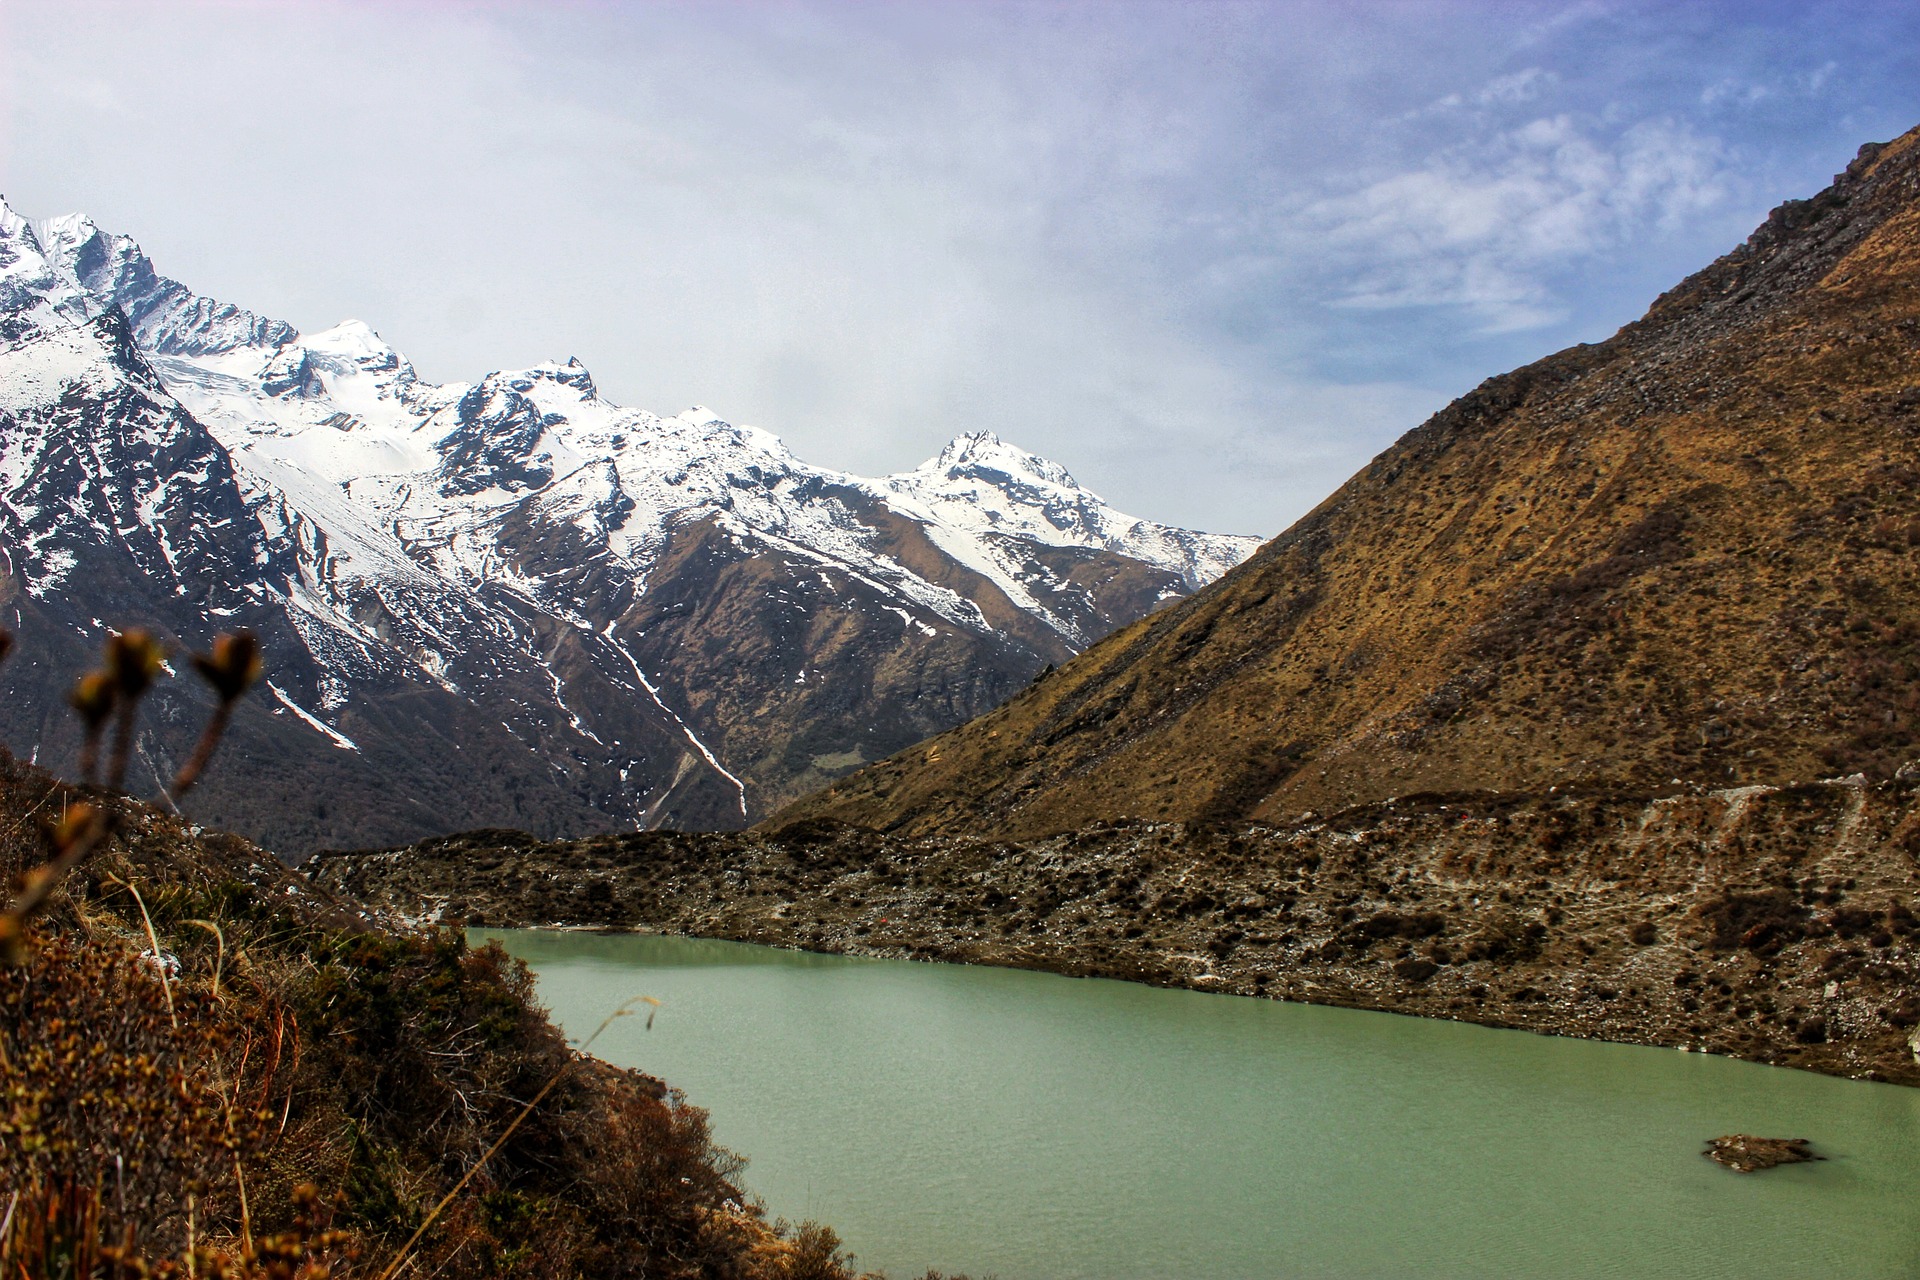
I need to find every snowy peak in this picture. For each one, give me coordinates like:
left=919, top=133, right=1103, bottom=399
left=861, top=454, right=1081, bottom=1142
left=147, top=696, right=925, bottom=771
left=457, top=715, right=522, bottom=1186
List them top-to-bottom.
left=0, top=200, right=1261, bottom=611
left=0, top=202, right=98, bottom=340
left=29, top=207, right=295, bottom=357
left=304, top=319, right=409, bottom=376
left=260, top=343, right=323, bottom=399
left=521, top=356, right=596, bottom=402
left=431, top=378, right=564, bottom=496
left=889, top=429, right=1261, bottom=589
left=921, top=430, right=1082, bottom=493
left=530, top=456, right=634, bottom=541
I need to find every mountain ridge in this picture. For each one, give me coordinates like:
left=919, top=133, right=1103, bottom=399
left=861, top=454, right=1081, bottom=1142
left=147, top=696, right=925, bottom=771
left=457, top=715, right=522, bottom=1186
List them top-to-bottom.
left=310, top=124, right=1920, bottom=1092
left=0, top=201, right=1257, bottom=853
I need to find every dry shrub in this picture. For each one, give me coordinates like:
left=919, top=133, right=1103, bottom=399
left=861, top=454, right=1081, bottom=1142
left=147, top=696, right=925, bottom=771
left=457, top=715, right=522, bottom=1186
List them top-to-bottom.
left=0, top=621, right=874, bottom=1280
left=0, top=764, right=870, bottom=1278
left=1694, top=887, right=1811, bottom=953
left=277, top=930, right=866, bottom=1278
left=0, top=934, right=246, bottom=1252
left=1, top=1178, right=357, bottom=1278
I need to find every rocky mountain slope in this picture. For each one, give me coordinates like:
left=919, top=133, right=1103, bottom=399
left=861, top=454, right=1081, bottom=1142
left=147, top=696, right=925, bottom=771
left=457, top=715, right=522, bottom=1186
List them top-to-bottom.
left=779, top=126, right=1920, bottom=839
left=0, top=202, right=1256, bottom=854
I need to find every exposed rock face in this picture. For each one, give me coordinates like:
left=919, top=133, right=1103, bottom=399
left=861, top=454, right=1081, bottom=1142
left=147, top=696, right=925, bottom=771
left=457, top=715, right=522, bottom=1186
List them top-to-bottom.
left=777, top=127, right=1920, bottom=839
left=0, top=204, right=1257, bottom=855
left=309, top=774, right=1920, bottom=1085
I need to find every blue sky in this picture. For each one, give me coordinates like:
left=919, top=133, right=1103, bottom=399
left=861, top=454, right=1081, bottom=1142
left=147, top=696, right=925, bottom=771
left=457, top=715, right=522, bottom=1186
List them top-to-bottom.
left=2, top=1, right=1917, bottom=533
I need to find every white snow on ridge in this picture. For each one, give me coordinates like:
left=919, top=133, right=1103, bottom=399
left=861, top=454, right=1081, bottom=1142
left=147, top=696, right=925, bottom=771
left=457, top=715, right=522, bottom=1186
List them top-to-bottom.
left=0, top=192, right=1258, bottom=647
left=0, top=194, right=1264, bottom=798
left=0, top=320, right=121, bottom=413
left=884, top=431, right=1260, bottom=589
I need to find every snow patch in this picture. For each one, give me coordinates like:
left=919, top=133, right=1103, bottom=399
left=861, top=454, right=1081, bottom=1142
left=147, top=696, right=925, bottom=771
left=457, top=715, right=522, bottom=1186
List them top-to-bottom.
left=267, top=681, right=360, bottom=751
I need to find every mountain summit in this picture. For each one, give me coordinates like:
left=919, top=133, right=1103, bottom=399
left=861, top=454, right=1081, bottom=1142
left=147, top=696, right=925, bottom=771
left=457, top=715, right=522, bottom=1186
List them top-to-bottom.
left=777, top=126, right=1920, bottom=838
left=0, top=203, right=1257, bottom=853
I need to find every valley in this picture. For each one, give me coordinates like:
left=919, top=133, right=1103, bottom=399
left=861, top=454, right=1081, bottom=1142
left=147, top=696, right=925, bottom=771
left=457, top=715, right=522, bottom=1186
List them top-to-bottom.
left=13, top=9, right=1920, bottom=1277
left=314, top=125, right=1920, bottom=1092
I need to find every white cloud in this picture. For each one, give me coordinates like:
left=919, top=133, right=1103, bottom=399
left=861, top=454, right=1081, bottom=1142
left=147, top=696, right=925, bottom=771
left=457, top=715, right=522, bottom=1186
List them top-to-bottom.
left=0, top=1, right=1908, bottom=537
left=1701, top=57, right=1843, bottom=110
left=1476, top=68, right=1559, bottom=108
left=1701, top=79, right=1775, bottom=108
left=1302, top=114, right=1732, bottom=332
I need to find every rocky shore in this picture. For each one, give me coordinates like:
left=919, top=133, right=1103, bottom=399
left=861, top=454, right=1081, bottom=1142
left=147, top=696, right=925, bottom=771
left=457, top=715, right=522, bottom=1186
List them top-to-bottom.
left=308, top=774, right=1920, bottom=1086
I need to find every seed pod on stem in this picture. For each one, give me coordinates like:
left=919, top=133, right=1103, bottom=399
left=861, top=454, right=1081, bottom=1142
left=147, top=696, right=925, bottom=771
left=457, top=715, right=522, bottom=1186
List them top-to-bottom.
left=102, top=629, right=165, bottom=790
left=104, top=629, right=163, bottom=698
left=175, top=630, right=262, bottom=798
left=191, top=630, right=262, bottom=704
left=69, top=671, right=117, bottom=785
left=0, top=800, right=106, bottom=965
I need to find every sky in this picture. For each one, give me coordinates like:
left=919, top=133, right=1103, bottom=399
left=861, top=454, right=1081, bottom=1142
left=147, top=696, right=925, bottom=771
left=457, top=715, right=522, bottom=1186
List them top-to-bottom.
left=1, top=1, right=1917, bottom=535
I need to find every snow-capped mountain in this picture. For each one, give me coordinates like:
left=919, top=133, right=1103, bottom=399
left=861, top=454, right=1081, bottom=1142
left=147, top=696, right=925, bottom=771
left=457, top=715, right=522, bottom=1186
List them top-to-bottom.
left=0, top=200, right=1260, bottom=854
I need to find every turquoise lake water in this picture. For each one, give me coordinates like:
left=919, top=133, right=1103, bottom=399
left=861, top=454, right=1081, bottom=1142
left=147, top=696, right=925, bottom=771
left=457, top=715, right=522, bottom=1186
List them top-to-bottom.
left=476, top=928, right=1920, bottom=1279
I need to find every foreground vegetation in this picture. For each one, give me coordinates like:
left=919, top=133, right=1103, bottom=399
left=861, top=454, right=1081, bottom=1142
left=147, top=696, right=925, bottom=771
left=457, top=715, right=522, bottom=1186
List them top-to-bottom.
left=0, top=631, right=881, bottom=1280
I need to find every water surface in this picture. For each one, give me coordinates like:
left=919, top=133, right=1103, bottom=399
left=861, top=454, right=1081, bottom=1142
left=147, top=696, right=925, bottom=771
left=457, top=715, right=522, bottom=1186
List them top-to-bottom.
left=477, top=929, right=1920, bottom=1279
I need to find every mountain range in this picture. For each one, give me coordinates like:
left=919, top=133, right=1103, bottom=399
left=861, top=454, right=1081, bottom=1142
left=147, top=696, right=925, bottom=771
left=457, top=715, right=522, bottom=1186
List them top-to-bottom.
left=0, top=200, right=1257, bottom=854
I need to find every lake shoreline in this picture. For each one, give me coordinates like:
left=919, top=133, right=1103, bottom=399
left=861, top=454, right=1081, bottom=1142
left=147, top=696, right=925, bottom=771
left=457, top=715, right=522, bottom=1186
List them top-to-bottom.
left=310, top=777, right=1920, bottom=1087
left=495, top=913, right=1915, bottom=1084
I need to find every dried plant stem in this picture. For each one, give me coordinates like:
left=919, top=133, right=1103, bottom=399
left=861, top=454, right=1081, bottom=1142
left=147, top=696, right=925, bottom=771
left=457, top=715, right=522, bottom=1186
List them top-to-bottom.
left=1, top=628, right=258, bottom=965
left=107, top=702, right=138, bottom=792
left=171, top=702, right=232, bottom=800
left=78, top=727, right=103, bottom=787
left=0, top=780, right=61, bottom=848
left=0, top=808, right=110, bottom=962
left=106, top=874, right=175, bottom=1030
left=187, top=919, right=227, bottom=1001
left=376, top=1059, right=571, bottom=1280
left=232, top=1152, right=254, bottom=1263
left=419, top=1230, right=474, bottom=1279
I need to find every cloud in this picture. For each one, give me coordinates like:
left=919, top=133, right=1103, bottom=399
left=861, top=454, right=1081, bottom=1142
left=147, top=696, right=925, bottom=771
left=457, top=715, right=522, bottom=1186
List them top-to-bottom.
left=0, top=0, right=1434, bottom=533
left=1, top=1, right=1915, bottom=536
left=1701, top=58, right=1841, bottom=109
left=1423, top=66, right=1559, bottom=115
left=1476, top=68, right=1559, bottom=107
left=1301, top=114, right=1733, bottom=332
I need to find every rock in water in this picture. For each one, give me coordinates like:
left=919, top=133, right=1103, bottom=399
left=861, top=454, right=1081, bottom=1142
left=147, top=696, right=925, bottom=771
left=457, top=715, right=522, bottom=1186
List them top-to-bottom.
left=1703, top=1135, right=1822, bottom=1173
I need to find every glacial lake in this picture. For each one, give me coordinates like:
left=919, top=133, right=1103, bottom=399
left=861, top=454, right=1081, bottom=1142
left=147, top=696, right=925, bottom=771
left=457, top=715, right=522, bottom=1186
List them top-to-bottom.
left=475, top=929, right=1920, bottom=1279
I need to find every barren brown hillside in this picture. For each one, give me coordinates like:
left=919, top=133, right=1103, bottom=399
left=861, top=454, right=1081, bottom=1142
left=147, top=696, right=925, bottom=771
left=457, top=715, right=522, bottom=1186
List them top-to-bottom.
left=776, top=126, right=1920, bottom=839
